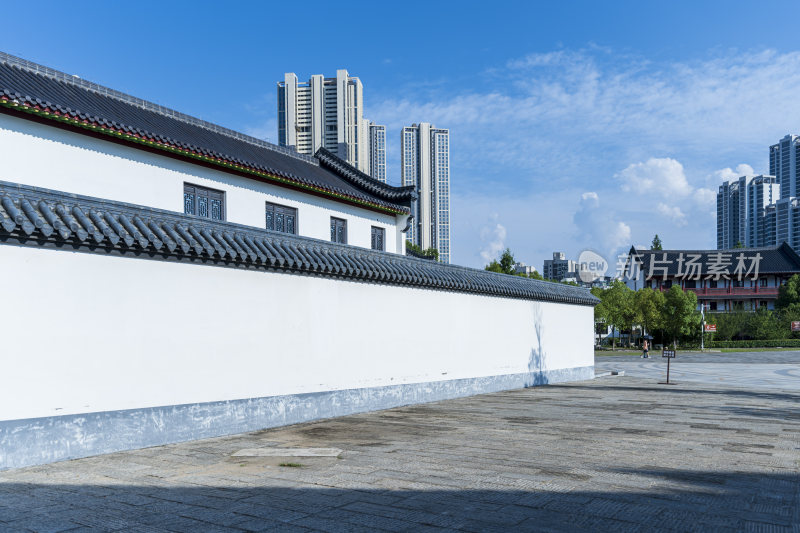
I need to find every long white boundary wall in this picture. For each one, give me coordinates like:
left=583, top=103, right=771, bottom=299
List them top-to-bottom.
left=0, top=114, right=404, bottom=253
left=0, top=244, right=594, bottom=470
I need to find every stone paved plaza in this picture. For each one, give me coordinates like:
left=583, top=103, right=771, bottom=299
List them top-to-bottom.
left=1, top=373, right=799, bottom=532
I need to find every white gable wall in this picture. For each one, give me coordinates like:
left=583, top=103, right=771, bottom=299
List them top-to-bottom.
left=0, top=113, right=402, bottom=253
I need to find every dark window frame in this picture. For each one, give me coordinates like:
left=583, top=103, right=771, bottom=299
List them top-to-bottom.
left=183, top=183, right=226, bottom=221
left=265, top=201, right=298, bottom=235
left=330, top=217, right=347, bottom=244
left=370, top=226, right=385, bottom=251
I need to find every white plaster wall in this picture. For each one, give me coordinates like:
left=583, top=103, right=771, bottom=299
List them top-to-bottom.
left=0, top=114, right=401, bottom=252
left=0, top=245, right=594, bottom=422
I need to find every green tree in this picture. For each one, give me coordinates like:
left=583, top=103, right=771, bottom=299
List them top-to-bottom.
left=651, top=234, right=663, bottom=250
left=405, top=241, right=439, bottom=261
left=734, top=241, right=745, bottom=249
left=485, top=248, right=516, bottom=275
left=776, top=274, right=800, bottom=309
left=598, top=281, right=634, bottom=349
left=661, top=285, right=700, bottom=347
left=634, top=288, right=665, bottom=338
left=778, top=303, right=800, bottom=339
left=746, top=308, right=782, bottom=340
left=709, top=312, right=746, bottom=341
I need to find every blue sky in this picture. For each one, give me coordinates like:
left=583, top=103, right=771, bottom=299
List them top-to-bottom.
left=4, top=1, right=800, bottom=269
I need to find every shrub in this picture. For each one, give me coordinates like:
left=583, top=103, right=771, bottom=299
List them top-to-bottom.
left=706, top=339, right=800, bottom=348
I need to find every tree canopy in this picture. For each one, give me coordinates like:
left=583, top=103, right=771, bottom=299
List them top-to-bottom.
left=651, top=234, right=663, bottom=250
left=484, top=248, right=546, bottom=280
left=485, top=248, right=516, bottom=275
left=776, top=274, right=800, bottom=309
left=661, top=285, right=700, bottom=346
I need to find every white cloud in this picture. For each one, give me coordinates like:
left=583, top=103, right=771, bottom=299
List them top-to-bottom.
left=616, top=158, right=692, bottom=197
left=714, top=163, right=756, bottom=182
left=693, top=187, right=717, bottom=207
left=573, top=192, right=631, bottom=259
left=657, top=203, right=688, bottom=226
left=479, top=220, right=507, bottom=263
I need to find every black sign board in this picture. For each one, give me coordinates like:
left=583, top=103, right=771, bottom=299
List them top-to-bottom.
left=660, top=348, right=676, bottom=384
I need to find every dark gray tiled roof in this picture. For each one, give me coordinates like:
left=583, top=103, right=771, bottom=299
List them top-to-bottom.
left=0, top=53, right=414, bottom=214
left=0, top=180, right=598, bottom=307
left=628, top=245, right=800, bottom=276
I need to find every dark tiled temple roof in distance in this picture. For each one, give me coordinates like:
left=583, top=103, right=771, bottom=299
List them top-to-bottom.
left=0, top=52, right=414, bottom=215
left=0, top=180, right=599, bottom=307
left=628, top=245, right=800, bottom=276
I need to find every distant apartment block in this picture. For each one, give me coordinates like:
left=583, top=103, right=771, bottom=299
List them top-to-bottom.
left=278, top=70, right=382, bottom=178
left=369, top=123, right=386, bottom=183
left=401, top=123, right=450, bottom=263
left=770, top=134, right=800, bottom=199
left=716, top=175, right=779, bottom=249
left=542, top=252, right=584, bottom=281
left=514, top=262, right=537, bottom=276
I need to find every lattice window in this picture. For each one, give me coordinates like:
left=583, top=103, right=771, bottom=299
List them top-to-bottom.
left=183, top=183, right=225, bottom=221
left=266, top=202, right=298, bottom=234
left=331, top=217, right=347, bottom=244
left=371, top=226, right=385, bottom=251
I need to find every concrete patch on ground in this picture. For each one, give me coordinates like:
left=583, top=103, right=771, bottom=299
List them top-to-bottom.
left=232, top=447, right=343, bottom=457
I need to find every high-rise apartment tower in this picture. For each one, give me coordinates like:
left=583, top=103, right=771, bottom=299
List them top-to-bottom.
left=278, top=70, right=381, bottom=177
left=369, top=123, right=386, bottom=183
left=401, top=123, right=450, bottom=263
left=770, top=134, right=800, bottom=199
left=717, top=175, right=779, bottom=249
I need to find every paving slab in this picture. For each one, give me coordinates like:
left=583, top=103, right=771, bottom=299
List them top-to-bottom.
left=0, top=375, right=798, bottom=532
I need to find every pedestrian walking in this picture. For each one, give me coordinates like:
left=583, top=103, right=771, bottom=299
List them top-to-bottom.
left=642, top=339, right=649, bottom=358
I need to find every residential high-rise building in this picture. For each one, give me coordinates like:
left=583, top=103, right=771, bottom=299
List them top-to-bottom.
left=277, top=70, right=373, bottom=175
left=369, top=123, right=386, bottom=183
left=401, top=123, right=450, bottom=263
left=770, top=134, right=800, bottom=199
left=716, top=175, right=779, bottom=249
left=717, top=180, right=740, bottom=249
left=774, top=197, right=800, bottom=250
left=760, top=204, right=777, bottom=247
left=542, top=252, right=584, bottom=281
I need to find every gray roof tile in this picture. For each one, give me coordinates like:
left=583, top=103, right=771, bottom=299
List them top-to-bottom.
left=0, top=55, right=415, bottom=215
left=0, top=180, right=599, bottom=307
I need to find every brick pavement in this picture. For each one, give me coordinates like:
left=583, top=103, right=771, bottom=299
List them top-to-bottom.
left=1, top=376, right=798, bottom=532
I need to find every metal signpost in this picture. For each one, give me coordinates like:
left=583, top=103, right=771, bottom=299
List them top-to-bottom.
left=660, top=348, right=676, bottom=384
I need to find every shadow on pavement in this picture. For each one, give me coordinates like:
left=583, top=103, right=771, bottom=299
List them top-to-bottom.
left=0, top=468, right=798, bottom=532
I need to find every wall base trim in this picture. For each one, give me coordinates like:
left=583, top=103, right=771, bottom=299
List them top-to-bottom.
left=0, top=366, right=593, bottom=470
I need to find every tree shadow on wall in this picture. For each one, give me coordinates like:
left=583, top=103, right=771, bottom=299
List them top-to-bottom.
left=526, top=302, right=549, bottom=387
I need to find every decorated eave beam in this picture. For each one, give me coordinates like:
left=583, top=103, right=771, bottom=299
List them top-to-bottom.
left=0, top=181, right=599, bottom=307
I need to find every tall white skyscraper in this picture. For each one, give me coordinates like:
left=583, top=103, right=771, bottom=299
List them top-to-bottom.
left=277, top=70, right=372, bottom=175
left=369, top=123, right=386, bottom=183
left=401, top=123, right=450, bottom=263
left=770, top=134, right=800, bottom=199
left=717, top=175, right=779, bottom=249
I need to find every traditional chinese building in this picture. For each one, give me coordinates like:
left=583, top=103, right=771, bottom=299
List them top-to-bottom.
left=0, top=51, right=598, bottom=469
left=625, top=244, right=800, bottom=312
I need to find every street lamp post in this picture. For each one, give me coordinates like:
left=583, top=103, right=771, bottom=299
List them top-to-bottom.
left=700, top=305, right=705, bottom=352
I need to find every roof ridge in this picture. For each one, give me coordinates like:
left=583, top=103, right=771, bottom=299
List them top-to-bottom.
left=0, top=51, right=318, bottom=166
left=316, top=148, right=416, bottom=203
left=0, top=179, right=598, bottom=307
